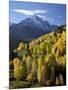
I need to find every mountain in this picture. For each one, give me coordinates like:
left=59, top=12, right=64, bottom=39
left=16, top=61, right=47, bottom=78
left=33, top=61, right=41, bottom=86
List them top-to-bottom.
left=9, top=15, right=57, bottom=50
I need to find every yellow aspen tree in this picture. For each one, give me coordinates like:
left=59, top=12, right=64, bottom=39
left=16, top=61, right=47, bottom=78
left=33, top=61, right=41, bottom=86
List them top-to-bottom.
left=26, top=55, right=32, bottom=75
left=13, top=58, right=27, bottom=80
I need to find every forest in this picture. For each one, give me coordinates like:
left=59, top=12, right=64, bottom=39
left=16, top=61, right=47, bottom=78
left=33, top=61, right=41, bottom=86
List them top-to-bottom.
left=9, top=25, right=66, bottom=89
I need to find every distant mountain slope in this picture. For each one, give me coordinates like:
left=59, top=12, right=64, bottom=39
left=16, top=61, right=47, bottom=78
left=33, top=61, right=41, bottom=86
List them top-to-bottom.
left=9, top=15, right=57, bottom=50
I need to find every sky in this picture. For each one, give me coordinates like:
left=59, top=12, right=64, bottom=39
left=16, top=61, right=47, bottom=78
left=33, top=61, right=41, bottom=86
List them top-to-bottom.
left=9, top=0, right=66, bottom=26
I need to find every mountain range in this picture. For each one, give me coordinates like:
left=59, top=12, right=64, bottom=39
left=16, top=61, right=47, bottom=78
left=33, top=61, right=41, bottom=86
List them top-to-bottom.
left=9, top=15, right=57, bottom=50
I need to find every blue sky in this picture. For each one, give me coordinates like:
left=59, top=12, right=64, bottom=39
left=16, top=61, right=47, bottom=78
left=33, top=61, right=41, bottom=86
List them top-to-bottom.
left=9, top=0, right=66, bottom=26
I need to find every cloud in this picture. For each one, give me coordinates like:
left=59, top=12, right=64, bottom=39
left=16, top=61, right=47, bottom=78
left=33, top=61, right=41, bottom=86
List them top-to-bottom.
left=13, top=9, right=47, bottom=15
left=13, top=9, right=54, bottom=22
left=37, top=15, right=54, bottom=21
left=37, top=15, right=47, bottom=21
left=57, top=16, right=62, bottom=18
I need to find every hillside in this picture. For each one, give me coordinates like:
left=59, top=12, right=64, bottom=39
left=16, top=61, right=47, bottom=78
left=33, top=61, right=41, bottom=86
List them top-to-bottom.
left=9, top=25, right=66, bottom=89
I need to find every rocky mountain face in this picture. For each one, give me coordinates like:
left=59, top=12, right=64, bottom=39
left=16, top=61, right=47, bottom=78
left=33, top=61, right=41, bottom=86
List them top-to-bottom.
left=9, top=15, right=57, bottom=50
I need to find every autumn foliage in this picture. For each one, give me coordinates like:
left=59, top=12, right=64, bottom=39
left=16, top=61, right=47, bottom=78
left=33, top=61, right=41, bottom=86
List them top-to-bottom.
left=10, top=25, right=66, bottom=87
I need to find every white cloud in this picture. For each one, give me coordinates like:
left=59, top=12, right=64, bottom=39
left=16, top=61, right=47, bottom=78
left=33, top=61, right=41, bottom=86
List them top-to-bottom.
left=13, top=9, right=47, bottom=15
left=13, top=9, right=54, bottom=22
left=14, top=9, right=34, bottom=15
left=33, top=10, right=47, bottom=14
left=37, top=15, right=47, bottom=21
left=37, top=15, right=54, bottom=21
